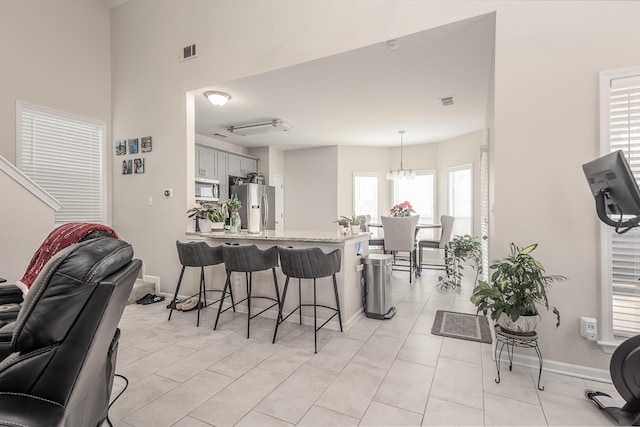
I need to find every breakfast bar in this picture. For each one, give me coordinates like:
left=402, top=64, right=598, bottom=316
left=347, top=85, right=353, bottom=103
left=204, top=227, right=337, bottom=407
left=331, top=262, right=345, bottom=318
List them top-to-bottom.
left=186, top=230, right=371, bottom=330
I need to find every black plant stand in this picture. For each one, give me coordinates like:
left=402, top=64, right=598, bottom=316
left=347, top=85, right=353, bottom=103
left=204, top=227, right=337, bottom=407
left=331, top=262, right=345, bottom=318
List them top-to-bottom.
left=494, top=325, right=544, bottom=391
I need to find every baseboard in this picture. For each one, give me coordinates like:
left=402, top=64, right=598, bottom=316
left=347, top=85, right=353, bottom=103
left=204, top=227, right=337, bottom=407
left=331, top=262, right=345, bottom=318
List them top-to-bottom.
left=143, top=275, right=160, bottom=294
left=508, top=352, right=611, bottom=383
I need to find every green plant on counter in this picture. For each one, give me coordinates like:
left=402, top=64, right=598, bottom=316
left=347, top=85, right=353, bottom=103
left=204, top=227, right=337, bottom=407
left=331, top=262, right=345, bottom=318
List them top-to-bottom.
left=225, top=194, right=242, bottom=212
left=187, top=203, right=213, bottom=220
left=207, top=206, right=227, bottom=223
left=335, top=214, right=359, bottom=227
left=438, top=235, right=483, bottom=290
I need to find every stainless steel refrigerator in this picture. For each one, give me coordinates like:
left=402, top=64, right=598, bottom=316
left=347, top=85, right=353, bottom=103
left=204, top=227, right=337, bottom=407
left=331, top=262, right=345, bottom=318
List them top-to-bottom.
left=231, top=183, right=276, bottom=232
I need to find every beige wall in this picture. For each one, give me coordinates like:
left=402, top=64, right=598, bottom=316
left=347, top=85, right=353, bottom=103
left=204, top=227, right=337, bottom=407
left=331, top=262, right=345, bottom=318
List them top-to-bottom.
left=0, top=0, right=111, bottom=273
left=105, top=0, right=640, bottom=371
left=437, top=130, right=483, bottom=236
left=284, top=146, right=338, bottom=232
left=0, top=172, right=56, bottom=282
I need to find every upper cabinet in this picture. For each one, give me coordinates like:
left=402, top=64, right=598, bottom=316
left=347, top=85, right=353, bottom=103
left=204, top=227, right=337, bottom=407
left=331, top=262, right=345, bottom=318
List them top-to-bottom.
left=196, top=145, right=217, bottom=179
left=228, top=154, right=257, bottom=177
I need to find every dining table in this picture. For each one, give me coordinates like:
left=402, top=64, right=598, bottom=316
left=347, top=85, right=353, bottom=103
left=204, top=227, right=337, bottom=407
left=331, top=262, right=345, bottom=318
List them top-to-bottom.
left=368, top=222, right=442, bottom=230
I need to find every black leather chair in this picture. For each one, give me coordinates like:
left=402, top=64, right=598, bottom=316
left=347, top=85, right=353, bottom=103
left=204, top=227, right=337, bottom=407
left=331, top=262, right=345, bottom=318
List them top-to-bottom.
left=0, top=237, right=141, bottom=427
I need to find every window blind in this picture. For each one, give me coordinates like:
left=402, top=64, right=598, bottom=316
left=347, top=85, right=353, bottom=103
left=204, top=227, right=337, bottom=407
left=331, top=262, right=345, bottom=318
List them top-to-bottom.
left=609, top=79, right=640, bottom=337
left=17, top=103, right=105, bottom=224
left=448, top=165, right=472, bottom=237
left=394, top=171, right=435, bottom=240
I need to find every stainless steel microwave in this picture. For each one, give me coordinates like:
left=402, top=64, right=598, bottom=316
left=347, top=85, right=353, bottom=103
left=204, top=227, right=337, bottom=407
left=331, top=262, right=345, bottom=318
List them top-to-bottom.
left=195, top=178, right=220, bottom=202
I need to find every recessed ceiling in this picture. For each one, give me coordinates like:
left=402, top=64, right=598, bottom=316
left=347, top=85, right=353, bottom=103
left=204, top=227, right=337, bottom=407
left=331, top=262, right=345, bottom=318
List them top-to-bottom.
left=194, top=13, right=495, bottom=149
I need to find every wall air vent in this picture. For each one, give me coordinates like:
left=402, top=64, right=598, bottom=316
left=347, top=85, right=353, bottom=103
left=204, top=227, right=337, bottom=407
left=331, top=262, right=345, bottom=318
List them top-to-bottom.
left=179, top=43, right=197, bottom=62
left=440, top=96, right=455, bottom=106
left=227, top=120, right=292, bottom=136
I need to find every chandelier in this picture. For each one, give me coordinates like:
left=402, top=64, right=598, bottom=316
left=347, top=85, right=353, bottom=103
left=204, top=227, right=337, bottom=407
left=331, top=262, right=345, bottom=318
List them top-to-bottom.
left=386, top=131, right=416, bottom=180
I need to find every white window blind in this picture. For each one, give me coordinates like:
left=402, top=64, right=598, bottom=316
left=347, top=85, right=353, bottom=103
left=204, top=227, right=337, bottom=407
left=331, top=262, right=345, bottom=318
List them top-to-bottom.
left=605, top=73, right=640, bottom=337
left=17, top=102, right=106, bottom=224
left=448, top=164, right=473, bottom=237
left=394, top=171, right=435, bottom=240
left=353, top=172, right=379, bottom=222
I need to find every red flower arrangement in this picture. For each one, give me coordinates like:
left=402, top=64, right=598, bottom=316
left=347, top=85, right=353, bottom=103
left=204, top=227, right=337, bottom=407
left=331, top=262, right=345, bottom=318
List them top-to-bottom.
left=390, top=201, right=415, bottom=217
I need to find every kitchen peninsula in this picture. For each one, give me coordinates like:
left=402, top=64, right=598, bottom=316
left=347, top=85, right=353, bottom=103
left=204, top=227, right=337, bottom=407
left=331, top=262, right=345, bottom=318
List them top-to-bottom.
left=187, top=230, right=370, bottom=330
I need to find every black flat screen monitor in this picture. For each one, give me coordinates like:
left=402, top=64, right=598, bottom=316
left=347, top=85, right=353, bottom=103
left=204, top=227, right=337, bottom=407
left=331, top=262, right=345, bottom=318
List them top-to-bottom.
left=583, top=150, right=640, bottom=219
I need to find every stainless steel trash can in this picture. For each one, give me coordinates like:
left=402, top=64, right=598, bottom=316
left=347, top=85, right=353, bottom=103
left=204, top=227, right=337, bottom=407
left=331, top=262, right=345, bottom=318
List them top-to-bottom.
left=363, top=254, right=396, bottom=319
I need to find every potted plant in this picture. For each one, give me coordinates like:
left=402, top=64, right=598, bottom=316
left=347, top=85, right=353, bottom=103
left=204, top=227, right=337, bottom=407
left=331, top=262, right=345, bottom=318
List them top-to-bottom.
left=225, top=194, right=242, bottom=232
left=390, top=201, right=415, bottom=217
left=187, top=203, right=213, bottom=232
left=207, top=205, right=227, bottom=232
left=335, top=215, right=360, bottom=235
left=438, top=235, right=482, bottom=290
left=470, top=243, right=566, bottom=335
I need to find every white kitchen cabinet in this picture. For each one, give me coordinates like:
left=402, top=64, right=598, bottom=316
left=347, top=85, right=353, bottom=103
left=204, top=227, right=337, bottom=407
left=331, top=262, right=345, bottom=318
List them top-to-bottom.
left=196, top=145, right=217, bottom=179
left=228, top=153, right=258, bottom=177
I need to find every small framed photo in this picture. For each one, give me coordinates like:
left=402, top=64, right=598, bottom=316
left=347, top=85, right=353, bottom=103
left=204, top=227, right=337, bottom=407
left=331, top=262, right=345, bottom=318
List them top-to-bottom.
left=141, top=136, right=152, bottom=152
left=128, top=138, right=139, bottom=154
left=115, top=139, right=126, bottom=155
left=134, top=158, right=145, bottom=174
left=121, top=159, right=132, bottom=175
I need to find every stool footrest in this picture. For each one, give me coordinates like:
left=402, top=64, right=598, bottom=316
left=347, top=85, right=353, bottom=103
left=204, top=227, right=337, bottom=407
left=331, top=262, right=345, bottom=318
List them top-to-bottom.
left=316, top=311, right=339, bottom=332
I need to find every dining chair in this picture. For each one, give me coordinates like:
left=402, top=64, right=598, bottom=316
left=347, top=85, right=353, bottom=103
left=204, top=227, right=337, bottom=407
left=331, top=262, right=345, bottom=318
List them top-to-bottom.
left=381, top=214, right=420, bottom=283
left=417, top=215, right=455, bottom=274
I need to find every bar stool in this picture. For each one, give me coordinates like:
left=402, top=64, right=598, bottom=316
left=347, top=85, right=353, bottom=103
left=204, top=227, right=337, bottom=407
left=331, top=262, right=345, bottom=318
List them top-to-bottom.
left=168, top=241, right=232, bottom=327
left=214, top=245, right=281, bottom=338
left=273, top=247, right=343, bottom=353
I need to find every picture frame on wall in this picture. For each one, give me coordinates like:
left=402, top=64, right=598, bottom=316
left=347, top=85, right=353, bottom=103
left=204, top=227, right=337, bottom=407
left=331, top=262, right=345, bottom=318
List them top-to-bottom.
left=141, top=136, right=152, bottom=152
left=128, top=138, right=139, bottom=154
left=115, top=139, right=126, bottom=155
left=134, top=158, right=145, bottom=174
left=122, top=159, right=132, bottom=175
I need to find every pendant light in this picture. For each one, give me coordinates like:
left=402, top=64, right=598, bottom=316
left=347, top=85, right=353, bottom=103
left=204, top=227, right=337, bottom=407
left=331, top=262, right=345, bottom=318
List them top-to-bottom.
left=386, top=131, right=416, bottom=180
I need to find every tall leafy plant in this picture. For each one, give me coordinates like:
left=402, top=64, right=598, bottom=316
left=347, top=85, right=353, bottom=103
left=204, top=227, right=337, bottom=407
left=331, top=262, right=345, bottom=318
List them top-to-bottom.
left=470, top=243, right=566, bottom=327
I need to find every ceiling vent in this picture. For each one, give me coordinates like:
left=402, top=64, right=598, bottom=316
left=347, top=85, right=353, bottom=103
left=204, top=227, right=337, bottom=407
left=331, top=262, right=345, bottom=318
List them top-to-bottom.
left=179, top=43, right=197, bottom=62
left=440, top=96, right=455, bottom=107
left=227, top=120, right=292, bottom=136
left=213, top=133, right=228, bottom=138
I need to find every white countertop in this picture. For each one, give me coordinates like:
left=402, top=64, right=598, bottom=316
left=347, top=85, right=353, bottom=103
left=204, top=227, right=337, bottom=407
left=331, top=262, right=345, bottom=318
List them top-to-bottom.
left=188, top=229, right=371, bottom=244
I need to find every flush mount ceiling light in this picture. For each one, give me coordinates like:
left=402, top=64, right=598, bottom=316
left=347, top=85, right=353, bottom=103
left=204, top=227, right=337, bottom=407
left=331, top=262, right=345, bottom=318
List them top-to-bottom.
left=204, top=91, right=231, bottom=106
left=227, top=119, right=292, bottom=136
left=386, top=131, right=416, bottom=180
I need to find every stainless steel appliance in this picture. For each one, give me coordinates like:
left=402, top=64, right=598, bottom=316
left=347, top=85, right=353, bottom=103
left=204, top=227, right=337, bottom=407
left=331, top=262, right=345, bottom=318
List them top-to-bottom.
left=195, top=178, right=220, bottom=203
left=231, top=183, right=276, bottom=232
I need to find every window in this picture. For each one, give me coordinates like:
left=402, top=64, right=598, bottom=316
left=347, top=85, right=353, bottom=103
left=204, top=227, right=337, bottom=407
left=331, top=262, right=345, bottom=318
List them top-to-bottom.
left=600, top=67, right=640, bottom=346
left=16, top=102, right=106, bottom=224
left=448, top=164, right=473, bottom=236
left=394, top=170, right=435, bottom=239
left=353, top=172, right=379, bottom=222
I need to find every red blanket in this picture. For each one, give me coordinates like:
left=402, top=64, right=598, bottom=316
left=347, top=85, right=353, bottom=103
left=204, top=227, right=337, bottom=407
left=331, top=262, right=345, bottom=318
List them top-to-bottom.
left=17, top=223, right=119, bottom=292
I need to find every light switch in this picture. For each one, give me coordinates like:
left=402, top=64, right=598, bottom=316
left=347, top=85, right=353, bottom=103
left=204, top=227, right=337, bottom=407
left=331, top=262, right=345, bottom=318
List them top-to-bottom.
left=147, top=197, right=153, bottom=206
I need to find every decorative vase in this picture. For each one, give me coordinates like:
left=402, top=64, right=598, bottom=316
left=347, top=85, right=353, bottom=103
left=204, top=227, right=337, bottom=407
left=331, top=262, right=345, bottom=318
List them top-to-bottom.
left=230, top=211, right=241, bottom=233
left=350, top=225, right=360, bottom=235
left=497, top=312, right=538, bottom=335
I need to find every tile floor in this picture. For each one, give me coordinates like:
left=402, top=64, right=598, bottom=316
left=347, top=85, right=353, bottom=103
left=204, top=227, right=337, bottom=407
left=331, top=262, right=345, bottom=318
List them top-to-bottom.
left=109, top=269, right=617, bottom=427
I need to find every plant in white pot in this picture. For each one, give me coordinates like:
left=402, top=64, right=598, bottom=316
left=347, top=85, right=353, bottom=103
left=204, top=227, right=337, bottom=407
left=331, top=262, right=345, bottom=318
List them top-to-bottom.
left=187, top=203, right=213, bottom=232
left=207, top=206, right=227, bottom=232
left=470, top=243, right=566, bottom=335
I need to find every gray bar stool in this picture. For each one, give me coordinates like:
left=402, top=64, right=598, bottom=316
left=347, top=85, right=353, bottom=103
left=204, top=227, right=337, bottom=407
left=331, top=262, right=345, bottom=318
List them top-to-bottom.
left=169, top=241, right=233, bottom=327
left=214, top=245, right=281, bottom=338
left=273, top=247, right=343, bottom=353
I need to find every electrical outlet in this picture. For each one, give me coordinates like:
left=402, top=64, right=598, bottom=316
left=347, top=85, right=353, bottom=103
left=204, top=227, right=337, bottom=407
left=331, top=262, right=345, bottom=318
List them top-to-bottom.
left=235, top=274, right=241, bottom=286
left=580, top=316, right=598, bottom=341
